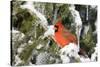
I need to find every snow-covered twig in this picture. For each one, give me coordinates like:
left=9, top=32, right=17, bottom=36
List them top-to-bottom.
left=20, top=2, right=48, bottom=30
left=69, top=5, right=82, bottom=51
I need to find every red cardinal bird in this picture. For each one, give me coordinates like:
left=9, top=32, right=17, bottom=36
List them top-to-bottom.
left=53, top=19, right=77, bottom=48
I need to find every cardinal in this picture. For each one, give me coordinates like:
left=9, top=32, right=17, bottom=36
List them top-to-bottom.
left=53, top=19, right=77, bottom=48
left=53, top=19, right=81, bottom=63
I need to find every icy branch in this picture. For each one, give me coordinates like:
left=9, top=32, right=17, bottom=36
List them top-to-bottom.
left=20, top=1, right=48, bottom=30
left=69, top=5, right=82, bottom=50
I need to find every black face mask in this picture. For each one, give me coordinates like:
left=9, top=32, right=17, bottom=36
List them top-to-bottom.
left=55, top=25, right=58, bottom=32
